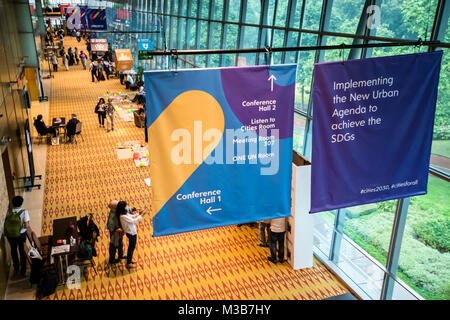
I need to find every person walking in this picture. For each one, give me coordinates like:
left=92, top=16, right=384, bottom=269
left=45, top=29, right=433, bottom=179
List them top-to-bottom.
left=68, top=47, right=75, bottom=66
left=74, top=47, right=79, bottom=65
left=79, top=50, right=87, bottom=70
left=51, top=52, right=58, bottom=72
left=64, top=53, right=69, bottom=71
left=89, top=60, right=98, bottom=82
left=97, top=60, right=105, bottom=81
left=103, top=60, right=111, bottom=80
left=94, top=98, right=106, bottom=128
left=105, top=98, right=115, bottom=132
left=66, top=113, right=80, bottom=143
left=3, top=196, right=31, bottom=277
left=106, top=200, right=125, bottom=264
left=116, top=201, right=147, bottom=268
left=268, top=217, right=287, bottom=264
left=258, top=219, right=271, bottom=247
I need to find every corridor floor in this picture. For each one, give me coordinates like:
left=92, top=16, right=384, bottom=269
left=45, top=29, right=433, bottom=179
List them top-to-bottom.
left=40, top=36, right=350, bottom=300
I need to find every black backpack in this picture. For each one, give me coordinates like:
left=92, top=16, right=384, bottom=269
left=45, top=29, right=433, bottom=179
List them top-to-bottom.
left=38, top=265, right=58, bottom=298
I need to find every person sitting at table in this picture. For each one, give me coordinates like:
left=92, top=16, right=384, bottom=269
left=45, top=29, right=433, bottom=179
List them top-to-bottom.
left=34, top=114, right=57, bottom=137
left=66, top=114, right=80, bottom=143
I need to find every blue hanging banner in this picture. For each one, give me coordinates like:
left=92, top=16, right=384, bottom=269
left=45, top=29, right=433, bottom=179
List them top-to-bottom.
left=87, top=8, right=107, bottom=30
left=311, top=51, right=443, bottom=213
left=144, top=65, right=296, bottom=236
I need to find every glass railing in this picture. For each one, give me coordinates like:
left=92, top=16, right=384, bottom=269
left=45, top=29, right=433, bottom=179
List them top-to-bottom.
left=313, top=214, right=422, bottom=300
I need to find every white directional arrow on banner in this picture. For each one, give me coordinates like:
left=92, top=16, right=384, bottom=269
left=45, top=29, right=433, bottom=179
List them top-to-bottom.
left=268, top=74, right=277, bottom=92
left=206, top=207, right=222, bottom=215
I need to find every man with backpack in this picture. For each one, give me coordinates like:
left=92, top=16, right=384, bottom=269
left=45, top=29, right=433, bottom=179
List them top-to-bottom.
left=4, top=196, right=30, bottom=277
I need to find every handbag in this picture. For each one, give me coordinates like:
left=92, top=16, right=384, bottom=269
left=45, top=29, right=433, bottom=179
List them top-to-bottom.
left=51, top=136, right=59, bottom=146
left=28, top=245, right=42, bottom=260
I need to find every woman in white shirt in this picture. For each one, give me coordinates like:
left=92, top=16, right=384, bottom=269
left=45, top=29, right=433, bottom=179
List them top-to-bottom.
left=116, top=201, right=147, bottom=268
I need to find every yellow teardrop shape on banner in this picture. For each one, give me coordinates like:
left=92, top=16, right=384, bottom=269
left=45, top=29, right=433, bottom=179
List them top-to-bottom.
left=149, top=90, right=225, bottom=218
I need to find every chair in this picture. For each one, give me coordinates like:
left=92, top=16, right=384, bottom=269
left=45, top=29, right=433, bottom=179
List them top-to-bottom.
left=33, top=117, right=52, bottom=145
left=73, top=121, right=84, bottom=144
left=73, top=235, right=98, bottom=278
left=73, top=255, right=98, bottom=277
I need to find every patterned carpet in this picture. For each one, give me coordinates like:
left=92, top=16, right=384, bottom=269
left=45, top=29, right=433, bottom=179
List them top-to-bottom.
left=40, top=37, right=349, bottom=300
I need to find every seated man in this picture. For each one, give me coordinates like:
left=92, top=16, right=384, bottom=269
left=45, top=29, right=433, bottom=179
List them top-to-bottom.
left=125, top=73, right=136, bottom=90
left=132, top=83, right=146, bottom=105
left=34, top=114, right=57, bottom=137
left=66, top=114, right=80, bottom=143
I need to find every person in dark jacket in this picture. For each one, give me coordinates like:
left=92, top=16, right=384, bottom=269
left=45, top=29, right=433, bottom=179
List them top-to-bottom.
left=34, top=114, right=57, bottom=137
left=66, top=114, right=80, bottom=143
left=77, top=213, right=100, bottom=243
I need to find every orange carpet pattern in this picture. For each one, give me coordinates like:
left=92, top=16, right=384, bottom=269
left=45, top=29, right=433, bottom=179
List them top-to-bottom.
left=40, top=37, right=349, bottom=300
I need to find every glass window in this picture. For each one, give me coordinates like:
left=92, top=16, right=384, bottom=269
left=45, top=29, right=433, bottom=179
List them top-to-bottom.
left=179, top=0, right=187, bottom=16
left=189, top=0, right=197, bottom=17
left=200, top=0, right=210, bottom=19
left=214, top=0, right=225, bottom=21
left=228, top=0, right=241, bottom=22
left=245, top=0, right=260, bottom=24
left=274, top=0, right=288, bottom=27
left=292, top=0, right=303, bottom=29
left=302, top=0, right=323, bottom=31
left=327, top=0, right=365, bottom=35
left=375, top=0, right=438, bottom=40
left=186, top=19, right=196, bottom=49
left=225, top=24, right=238, bottom=49
left=241, top=26, right=258, bottom=65
left=284, top=31, right=299, bottom=63
left=296, top=34, right=317, bottom=113
left=323, top=36, right=353, bottom=62
left=431, top=45, right=450, bottom=174
left=293, top=112, right=306, bottom=154
left=397, top=174, right=450, bottom=300
left=342, top=201, right=396, bottom=267
left=313, top=211, right=336, bottom=258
